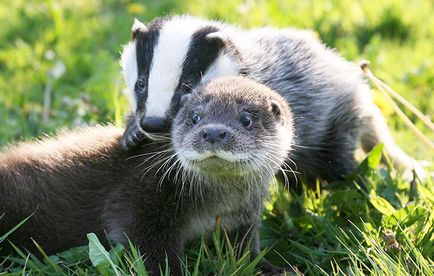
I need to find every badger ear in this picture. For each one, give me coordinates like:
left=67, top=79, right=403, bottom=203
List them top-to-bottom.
left=131, top=18, right=146, bottom=39
left=206, top=31, right=228, bottom=47
left=270, top=100, right=282, bottom=122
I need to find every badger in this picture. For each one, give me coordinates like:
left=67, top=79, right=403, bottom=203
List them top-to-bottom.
left=119, top=15, right=423, bottom=184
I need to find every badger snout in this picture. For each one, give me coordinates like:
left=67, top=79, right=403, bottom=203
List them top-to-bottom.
left=140, top=116, right=169, bottom=133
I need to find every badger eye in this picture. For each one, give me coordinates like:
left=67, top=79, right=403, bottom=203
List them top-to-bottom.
left=137, top=79, right=145, bottom=89
left=182, top=85, right=192, bottom=94
left=192, top=113, right=201, bottom=125
left=240, top=113, right=253, bottom=129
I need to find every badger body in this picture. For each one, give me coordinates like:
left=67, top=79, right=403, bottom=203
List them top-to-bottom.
left=120, top=15, right=422, bottom=183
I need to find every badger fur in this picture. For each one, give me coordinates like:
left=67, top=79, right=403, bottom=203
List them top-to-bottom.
left=120, top=15, right=423, bottom=184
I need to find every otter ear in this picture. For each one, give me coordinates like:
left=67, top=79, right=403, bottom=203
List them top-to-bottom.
left=131, top=18, right=146, bottom=39
left=206, top=31, right=228, bottom=48
left=179, top=93, right=192, bottom=108
left=270, top=100, right=282, bottom=122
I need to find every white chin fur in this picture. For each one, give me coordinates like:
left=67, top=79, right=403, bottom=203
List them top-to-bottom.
left=181, top=150, right=251, bottom=163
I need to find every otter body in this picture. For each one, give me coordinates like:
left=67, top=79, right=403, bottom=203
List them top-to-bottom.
left=120, top=15, right=422, bottom=183
left=0, top=77, right=293, bottom=274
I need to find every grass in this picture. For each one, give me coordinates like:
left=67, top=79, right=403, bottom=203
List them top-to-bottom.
left=0, top=0, right=433, bottom=275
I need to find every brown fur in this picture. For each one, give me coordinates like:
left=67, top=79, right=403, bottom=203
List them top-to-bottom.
left=0, top=77, right=293, bottom=274
left=0, top=126, right=129, bottom=253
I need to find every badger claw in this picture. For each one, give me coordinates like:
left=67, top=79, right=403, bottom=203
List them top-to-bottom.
left=120, top=124, right=145, bottom=151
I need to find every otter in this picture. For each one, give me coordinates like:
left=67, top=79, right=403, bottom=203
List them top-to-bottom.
left=119, top=15, right=424, bottom=183
left=0, top=77, right=293, bottom=275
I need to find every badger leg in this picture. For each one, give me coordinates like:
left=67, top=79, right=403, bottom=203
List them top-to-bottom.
left=359, top=105, right=424, bottom=179
left=120, top=113, right=146, bottom=151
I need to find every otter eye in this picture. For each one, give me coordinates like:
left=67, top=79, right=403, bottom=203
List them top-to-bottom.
left=137, top=79, right=145, bottom=89
left=192, top=113, right=201, bottom=125
left=240, top=113, right=253, bottom=129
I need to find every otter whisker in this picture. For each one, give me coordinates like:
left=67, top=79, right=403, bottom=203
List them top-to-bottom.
left=143, top=132, right=172, bottom=142
left=291, top=143, right=329, bottom=151
left=258, top=144, right=300, bottom=187
left=126, top=145, right=172, bottom=161
left=134, top=150, right=173, bottom=169
left=139, top=150, right=178, bottom=182
left=155, top=152, right=179, bottom=179
left=139, top=153, right=173, bottom=173
left=157, top=155, right=182, bottom=192
left=246, top=157, right=266, bottom=202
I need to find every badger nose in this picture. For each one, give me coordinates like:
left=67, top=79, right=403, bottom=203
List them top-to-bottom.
left=140, top=116, right=169, bottom=132
left=201, top=127, right=228, bottom=144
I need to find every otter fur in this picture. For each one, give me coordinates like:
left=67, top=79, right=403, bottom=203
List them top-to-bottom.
left=0, top=77, right=293, bottom=275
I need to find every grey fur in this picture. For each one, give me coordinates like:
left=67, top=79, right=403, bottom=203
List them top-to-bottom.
left=121, top=15, right=422, bottom=183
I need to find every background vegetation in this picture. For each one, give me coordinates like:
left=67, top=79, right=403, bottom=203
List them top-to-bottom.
left=0, top=0, right=433, bottom=275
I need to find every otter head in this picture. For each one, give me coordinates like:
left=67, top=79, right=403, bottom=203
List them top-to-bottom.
left=120, top=16, right=240, bottom=134
left=172, top=76, right=294, bottom=181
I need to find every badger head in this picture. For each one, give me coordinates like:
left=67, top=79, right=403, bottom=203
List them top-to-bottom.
left=120, top=15, right=240, bottom=133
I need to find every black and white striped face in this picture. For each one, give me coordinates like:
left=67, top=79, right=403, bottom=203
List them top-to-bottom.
left=120, top=16, right=240, bottom=132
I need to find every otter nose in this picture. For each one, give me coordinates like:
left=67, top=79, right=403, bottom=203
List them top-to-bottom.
left=140, top=116, right=169, bottom=132
left=201, top=127, right=228, bottom=144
